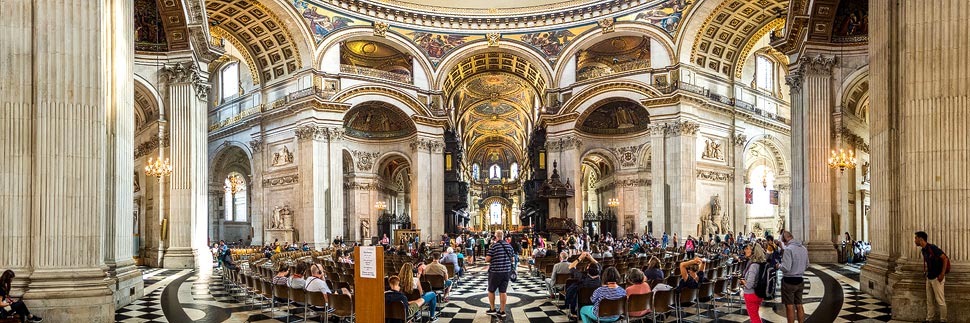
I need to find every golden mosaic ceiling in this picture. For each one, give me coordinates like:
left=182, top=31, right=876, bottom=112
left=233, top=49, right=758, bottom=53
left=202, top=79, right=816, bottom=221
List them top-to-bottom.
left=206, top=0, right=301, bottom=83
left=691, top=0, right=788, bottom=77
left=443, top=52, right=546, bottom=96
left=452, top=71, right=536, bottom=167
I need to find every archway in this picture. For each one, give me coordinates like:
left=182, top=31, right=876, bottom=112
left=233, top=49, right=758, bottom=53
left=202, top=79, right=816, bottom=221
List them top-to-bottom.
left=209, top=145, right=254, bottom=244
left=579, top=151, right=619, bottom=238
left=375, top=154, right=413, bottom=240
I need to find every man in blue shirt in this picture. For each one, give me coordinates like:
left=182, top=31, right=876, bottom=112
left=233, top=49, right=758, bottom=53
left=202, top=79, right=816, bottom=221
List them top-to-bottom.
left=485, top=231, right=515, bottom=319
left=916, top=231, right=949, bottom=323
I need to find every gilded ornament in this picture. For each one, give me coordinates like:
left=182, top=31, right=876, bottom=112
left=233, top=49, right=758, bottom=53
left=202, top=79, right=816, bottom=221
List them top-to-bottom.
left=373, top=21, right=389, bottom=37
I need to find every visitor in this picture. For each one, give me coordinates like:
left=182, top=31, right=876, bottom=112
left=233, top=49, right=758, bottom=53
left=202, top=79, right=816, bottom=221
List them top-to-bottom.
left=485, top=230, right=515, bottom=319
left=777, top=231, right=808, bottom=323
left=916, top=231, right=949, bottom=323
left=662, top=232, right=669, bottom=249
left=672, top=233, right=679, bottom=248
left=381, top=234, right=390, bottom=249
left=465, top=235, right=475, bottom=264
left=685, top=235, right=696, bottom=259
left=510, top=237, right=522, bottom=270
left=742, top=243, right=768, bottom=323
left=528, top=246, right=546, bottom=274
left=440, top=247, right=462, bottom=276
left=545, top=251, right=572, bottom=298
left=424, top=252, right=452, bottom=300
left=643, top=256, right=664, bottom=281
left=677, top=257, right=708, bottom=290
left=565, top=261, right=601, bottom=320
left=398, top=263, right=438, bottom=320
left=288, top=264, right=307, bottom=290
left=305, top=264, right=335, bottom=313
left=272, top=266, right=290, bottom=285
left=579, top=267, right=626, bottom=323
left=625, top=268, right=652, bottom=318
left=0, top=270, right=42, bottom=322
left=385, top=276, right=433, bottom=323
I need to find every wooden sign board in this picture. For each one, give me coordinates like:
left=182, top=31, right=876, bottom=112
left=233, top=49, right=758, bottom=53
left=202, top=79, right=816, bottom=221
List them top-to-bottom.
left=354, top=245, right=384, bottom=322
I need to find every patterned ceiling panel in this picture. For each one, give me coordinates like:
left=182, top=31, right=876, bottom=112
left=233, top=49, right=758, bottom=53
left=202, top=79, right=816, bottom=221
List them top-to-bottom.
left=155, top=0, right=190, bottom=51
left=207, top=0, right=302, bottom=83
left=690, top=0, right=788, bottom=76
left=443, top=52, right=546, bottom=95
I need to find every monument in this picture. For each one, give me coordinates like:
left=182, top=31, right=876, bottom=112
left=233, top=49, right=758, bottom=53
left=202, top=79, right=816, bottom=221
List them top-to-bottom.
left=267, top=205, right=295, bottom=243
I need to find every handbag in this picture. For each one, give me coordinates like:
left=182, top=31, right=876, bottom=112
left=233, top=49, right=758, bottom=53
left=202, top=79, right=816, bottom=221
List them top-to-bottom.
left=502, top=242, right=518, bottom=282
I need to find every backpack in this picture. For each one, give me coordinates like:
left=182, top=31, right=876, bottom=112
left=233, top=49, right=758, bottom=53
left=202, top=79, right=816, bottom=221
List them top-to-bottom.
left=753, top=262, right=772, bottom=299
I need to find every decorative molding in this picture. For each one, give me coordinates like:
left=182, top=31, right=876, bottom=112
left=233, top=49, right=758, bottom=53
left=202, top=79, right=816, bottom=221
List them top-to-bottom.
left=598, top=18, right=615, bottom=33
left=373, top=21, right=389, bottom=37
left=486, top=33, right=501, bottom=47
left=796, top=55, right=837, bottom=76
left=160, top=61, right=199, bottom=84
left=785, top=72, right=804, bottom=94
left=193, top=78, right=210, bottom=101
left=667, top=120, right=700, bottom=136
left=294, top=125, right=344, bottom=142
left=842, top=127, right=870, bottom=154
left=732, top=132, right=747, bottom=146
left=133, top=134, right=170, bottom=158
left=545, top=136, right=582, bottom=152
left=410, top=138, right=445, bottom=153
left=248, top=139, right=264, bottom=153
left=272, top=145, right=295, bottom=166
left=608, top=145, right=642, bottom=168
left=351, top=150, right=381, bottom=171
left=696, top=169, right=734, bottom=182
left=263, top=174, right=299, bottom=187
left=617, top=178, right=650, bottom=187
left=344, top=181, right=397, bottom=195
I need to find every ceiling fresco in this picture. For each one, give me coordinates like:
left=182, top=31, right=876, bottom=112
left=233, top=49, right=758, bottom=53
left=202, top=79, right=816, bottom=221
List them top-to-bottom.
left=134, top=0, right=168, bottom=52
left=290, top=0, right=699, bottom=65
left=831, top=0, right=868, bottom=43
left=576, top=36, right=652, bottom=81
left=340, top=40, right=413, bottom=76
left=577, top=100, right=651, bottom=135
left=343, top=102, right=417, bottom=139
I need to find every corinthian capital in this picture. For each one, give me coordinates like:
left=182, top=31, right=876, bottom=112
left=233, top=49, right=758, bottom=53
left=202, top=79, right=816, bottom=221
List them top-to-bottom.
left=797, top=55, right=837, bottom=76
left=160, top=61, right=200, bottom=84
left=785, top=73, right=803, bottom=94
left=669, top=120, right=700, bottom=136
left=546, top=136, right=582, bottom=152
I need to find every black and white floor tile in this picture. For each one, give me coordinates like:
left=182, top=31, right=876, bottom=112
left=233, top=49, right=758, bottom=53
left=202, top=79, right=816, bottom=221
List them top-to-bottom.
left=115, top=261, right=892, bottom=323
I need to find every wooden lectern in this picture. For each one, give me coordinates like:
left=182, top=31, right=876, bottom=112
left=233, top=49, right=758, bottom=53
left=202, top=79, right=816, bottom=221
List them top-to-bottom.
left=354, top=245, right=384, bottom=322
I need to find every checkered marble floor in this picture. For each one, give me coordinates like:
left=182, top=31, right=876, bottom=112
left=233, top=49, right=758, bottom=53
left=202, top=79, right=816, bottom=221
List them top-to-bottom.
left=115, top=261, right=892, bottom=323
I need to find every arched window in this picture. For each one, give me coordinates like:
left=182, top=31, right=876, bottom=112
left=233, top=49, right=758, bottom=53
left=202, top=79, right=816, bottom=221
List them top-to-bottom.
left=756, top=55, right=774, bottom=92
left=221, top=62, right=239, bottom=100
left=510, top=162, right=519, bottom=180
left=472, top=163, right=480, bottom=179
left=489, top=164, right=501, bottom=179
left=747, top=165, right=775, bottom=218
left=224, top=172, right=247, bottom=221
left=489, top=202, right=502, bottom=225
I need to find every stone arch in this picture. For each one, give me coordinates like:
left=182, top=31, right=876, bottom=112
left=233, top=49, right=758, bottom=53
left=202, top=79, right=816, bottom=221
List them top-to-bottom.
left=206, top=0, right=309, bottom=84
left=678, top=0, right=789, bottom=75
left=552, top=22, right=677, bottom=86
left=315, top=27, right=436, bottom=89
left=434, top=40, right=554, bottom=95
left=839, top=65, right=870, bottom=122
left=133, top=76, right=163, bottom=131
left=561, top=80, right=660, bottom=116
left=332, top=84, right=431, bottom=118
left=574, top=98, right=651, bottom=136
left=342, top=101, right=418, bottom=140
left=742, top=134, right=789, bottom=176
left=208, top=143, right=256, bottom=242
left=580, top=148, right=621, bottom=177
left=376, top=151, right=414, bottom=175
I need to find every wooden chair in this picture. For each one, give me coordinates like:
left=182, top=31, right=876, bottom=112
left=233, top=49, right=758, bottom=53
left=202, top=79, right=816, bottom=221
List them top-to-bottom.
left=422, top=273, right=448, bottom=307
left=696, top=281, right=717, bottom=321
left=289, top=287, right=319, bottom=323
left=675, top=287, right=699, bottom=322
left=651, top=289, right=674, bottom=323
left=306, top=290, right=329, bottom=323
left=625, top=292, right=653, bottom=323
left=329, top=293, right=355, bottom=322
left=595, top=297, right=626, bottom=322
left=385, top=299, right=418, bottom=323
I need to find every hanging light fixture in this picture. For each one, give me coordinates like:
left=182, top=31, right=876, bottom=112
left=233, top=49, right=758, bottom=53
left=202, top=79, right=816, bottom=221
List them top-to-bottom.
left=828, top=149, right=857, bottom=173
left=145, top=157, right=173, bottom=178
left=761, top=167, right=769, bottom=190
left=224, top=173, right=245, bottom=194
left=607, top=197, right=619, bottom=208
left=374, top=201, right=388, bottom=211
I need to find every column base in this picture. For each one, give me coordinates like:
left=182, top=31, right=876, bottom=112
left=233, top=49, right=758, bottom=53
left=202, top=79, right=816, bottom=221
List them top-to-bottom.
left=806, top=241, right=838, bottom=264
left=162, top=247, right=197, bottom=269
left=860, top=253, right=895, bottom=302
left=888, top=260, right=970, bottom=323
left=106, top=261, right=144, bottom=308
left=23, top=268, right=115, bottom=323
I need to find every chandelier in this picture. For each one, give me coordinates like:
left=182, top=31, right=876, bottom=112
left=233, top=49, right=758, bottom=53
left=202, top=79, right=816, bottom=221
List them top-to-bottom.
left=828, top=148, right=857, bottom=173
left=145, top=157, right=172, bottom=178
left=761, top=168, right=769, bottom=190
left=224, top=174, right=245, bottom=194
left=607, top=197, right=619, bottom=208
left=374, top=201, right=388, bottom=211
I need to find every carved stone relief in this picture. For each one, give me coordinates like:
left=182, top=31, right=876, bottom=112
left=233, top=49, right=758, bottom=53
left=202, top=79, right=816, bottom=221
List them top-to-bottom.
left=701, top=138, right=725, bottom=161
left=272, top=145, right=294, bottom=166
left=608, top=145, right=642, bottom=168
left=352, top=150, right=381, bottom=171
left=696, top=170, right=734, bottom=182
left=263, top=174, right=299, bottom=187
left=270, top=206, right=293, bottom=230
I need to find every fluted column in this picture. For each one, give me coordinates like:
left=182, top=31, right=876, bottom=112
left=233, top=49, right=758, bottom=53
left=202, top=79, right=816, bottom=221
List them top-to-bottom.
left=0, top=0, right=116, bottom=320
left=102, top=0, right=143, bottom=307
left=860, top=0, right=970, bottom=321
left=790, top=55, right=839, bottom=263
left=160, top=62, right=208, bottom=268
left=665, top=120, right=699, bottom=236
left=649, top=124, right=668, bottom=233
left=296, top=125, right=334, bottom=247
left=326, top=129, right=345, bottom=240
left=731, top=131, right=747, bottom=233
left=410, top=137, right=444, bottom=238
left=248, top=138, right=265, bottom=245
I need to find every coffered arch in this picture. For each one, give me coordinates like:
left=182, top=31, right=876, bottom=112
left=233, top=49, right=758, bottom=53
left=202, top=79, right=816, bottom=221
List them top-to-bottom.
left=206, top=0, right=307, bottom=84
left=686, top=0, right=789, bottom=77
left=314, top=27, right=436, bottom=90
left=436, top=42, right=553, bottom=97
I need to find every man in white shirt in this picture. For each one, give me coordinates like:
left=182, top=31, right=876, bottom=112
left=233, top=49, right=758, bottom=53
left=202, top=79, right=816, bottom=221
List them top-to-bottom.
left=305, top=263, right=334, bottom=313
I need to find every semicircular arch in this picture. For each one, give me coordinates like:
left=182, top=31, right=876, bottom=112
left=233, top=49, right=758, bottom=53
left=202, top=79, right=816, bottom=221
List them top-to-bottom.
left=553, top=22, right=677, bottom=86
left=315, top=27, right=436, bottom=89
left=434, top=40, right=554, bottom=96
left=561, top=80, right=660, bottom=116
left=332, top=84, right=431, bottom=118
left=574, top=98, right=651, bottom=136
left=343, top=101, right=418, bottom=140
left=742, top=134, right=789, bottom=176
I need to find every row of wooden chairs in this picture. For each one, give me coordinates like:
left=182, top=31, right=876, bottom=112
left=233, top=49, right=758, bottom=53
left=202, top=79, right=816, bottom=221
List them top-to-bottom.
left=221, top=265, right=356, bottom=322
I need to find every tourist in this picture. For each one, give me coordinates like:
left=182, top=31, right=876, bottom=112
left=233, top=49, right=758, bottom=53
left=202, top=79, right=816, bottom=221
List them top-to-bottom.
left=485, top=230, right=515, bottom=319
left=777, top=231, right=808, bottom=323
left=916, top=231, right=949, bottom=323
left=662, top=232, right=669, bottom=248
left=672, top=233, right=679, bottom=248
left=381, top=234, right=390, bottom=249
left=465, top=235, right=475, bottom=264
left=685, top=235, right=696, bottom=259
left=556, top=236, right=566, bottom=255
left=510, top=237, right=522, bottom=270
left=742, top=244, right=768, bottom=323
left=528, top=245, right=546, bottom=274
left=440, top=247, right=462, bottom=276
left=545, top=251, right=572, bottom=298
left=424, top=252, right=452, bottom=300
left=643, top=256, right=664, bottom=281
left=678, top=257, right=708, bottom=290
left=565, top=262, right=601, bottom=319
left=398, top=263, right=438, bottom=320
left=288, top=264, right=307, bottom=290
left=305, top=264, right=334, bottom=312
left=272, top=266, right=290, bottom=285
left=578, top=266, right=625, bottom=323
left=625, top=268, right=652, bottom=318
left=0, top=270, right=42, bottom=322
left=385, top=276, right=433, bottom=323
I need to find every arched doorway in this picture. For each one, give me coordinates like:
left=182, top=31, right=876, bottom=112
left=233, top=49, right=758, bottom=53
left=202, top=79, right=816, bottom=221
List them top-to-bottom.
left=209, top=146, right=253, bottom=244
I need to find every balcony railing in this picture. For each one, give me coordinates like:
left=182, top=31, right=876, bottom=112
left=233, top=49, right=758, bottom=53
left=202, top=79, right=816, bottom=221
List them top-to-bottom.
left=576, top=60, right=652, bottom=82
left=340, top=64, right=413, bottom=84
left=663, top=81, right=790, bottom=124
left=208, top=104, right=263, bottom=131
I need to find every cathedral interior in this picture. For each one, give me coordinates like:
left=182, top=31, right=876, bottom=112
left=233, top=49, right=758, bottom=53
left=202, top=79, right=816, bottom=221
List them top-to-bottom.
left=0, top=0, right=967, bottom=322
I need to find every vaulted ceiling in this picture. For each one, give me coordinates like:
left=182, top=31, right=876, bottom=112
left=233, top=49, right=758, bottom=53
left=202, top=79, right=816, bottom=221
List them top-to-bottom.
left=206, top=0, right=302, bottom=84
left=690, top=0, right=789, bottom=77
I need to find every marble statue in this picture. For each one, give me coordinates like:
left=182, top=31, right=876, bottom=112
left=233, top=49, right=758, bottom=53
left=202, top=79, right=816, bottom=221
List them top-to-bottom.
left=273, top=145, right=294, bottom=166
left=271, top=206, right=292, bottom=229
left=777, top=214, right=786, bottom=233
left=361, top=219, right=371, bottom=240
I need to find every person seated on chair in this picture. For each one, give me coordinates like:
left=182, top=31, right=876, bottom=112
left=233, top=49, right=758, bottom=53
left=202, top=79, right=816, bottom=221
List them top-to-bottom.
left=528, top=246, right=547, bottom=274
left=439, top=247, right=462, bottom=276
left=545, top=251, right=571, bottom=298
left=423, top=252, right=452, bottom=301
left=643, top=256, right=665, bottom=281
left=677, top=257, right=709, bottom=290
left=565, top=261, right=601, bottom=319
left=305, top=263, right=335, bottom=313
left=397, top=263, right=437, bottom=320
left=288, top=264, right=307, bottom=290
left=579, top=267, right=626, bottom=323
left=625, top=268, right=652, bottom=317
left=0, top=270, right=42, bottom=322
left=385, top=276, right=428, bottom=323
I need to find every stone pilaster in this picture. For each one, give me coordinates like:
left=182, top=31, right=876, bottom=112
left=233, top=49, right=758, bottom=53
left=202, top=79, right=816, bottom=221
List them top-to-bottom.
left=0, top=0, right=116, bottom=320
left=102, top=0, right=143, bottom=308
left=860, top=0, right=970, bottom=321
left=790, top=54, right=839, bottom=263
left=160, top=62, right=207, bottom=269
left=664, top=120, right=699, bottom=237
left=648, top=124, right=668, bottom=234
left=295, top=125, right=336, bottom=248
left=326, top=128, right=345, bottom=240
left=731, top=131, right=747, bottom=233
left=545, top=135, right=582, bottom=222
left=248, top=137, right=265, bottom=245
left=410, top=137, right=445, bottom=238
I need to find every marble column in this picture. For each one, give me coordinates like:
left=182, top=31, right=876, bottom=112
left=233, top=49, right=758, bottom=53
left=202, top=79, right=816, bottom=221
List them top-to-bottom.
left=0, top=0, right=116, bottom=320
left=102, top=0, right=143, bottom=308
left=861, top=0, right=970, bottom=321
left=788, top=55, right=839, bottom=263
left=160, top=62, right=208, bottom=269
left=664, top=120, right=699, bottom=236
left=649, top=124, right=668, bottom=233
left=295, top=125, right=334, bottom=247
left=326, top=129, right=345, bottom=240
left=731, top=131, right=747, bottom=234
left=248, top=137, right=265, bottom=245
left=409, top=137, right=444, bottom=239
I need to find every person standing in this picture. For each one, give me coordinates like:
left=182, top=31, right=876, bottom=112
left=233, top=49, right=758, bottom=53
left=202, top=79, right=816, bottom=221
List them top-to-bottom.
left=485, top=231, right=515, bottom=319
left=777, top=231, right=808, bottom=323
left=916, top=231, right=949, bottom=323
left=662, top=232, right=669, bottom=248
left=741, top=244, right=768, bottom=323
